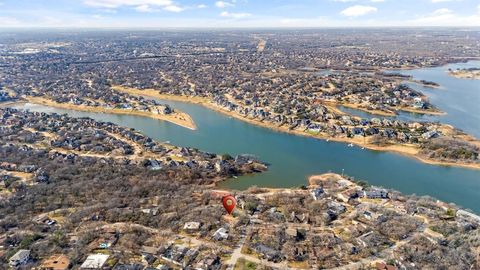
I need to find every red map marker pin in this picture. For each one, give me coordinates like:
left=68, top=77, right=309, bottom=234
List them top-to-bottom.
left=222, top=195, right=236, bottom=215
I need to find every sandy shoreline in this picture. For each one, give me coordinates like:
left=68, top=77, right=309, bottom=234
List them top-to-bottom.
left=448, top=71, right=480, bottom=80
left=112, top=86, right=480, bottom=170
left=24, top=96, right=197, bottom=130
left=0, top=100, right=27, bottom=108
left=395, top=106, right=446, bottom=116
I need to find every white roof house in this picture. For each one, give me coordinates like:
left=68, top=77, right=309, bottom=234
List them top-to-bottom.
left=183, top=221, right=201, bottom=231
left=213, top=227, right=228, bottom=241
left=9, top=249, right=30, bottom=267
left=80, top=254, right=110, bottom=269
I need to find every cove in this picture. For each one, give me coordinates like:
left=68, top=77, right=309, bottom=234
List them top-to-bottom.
left=11, top=61, right=480, bottom=213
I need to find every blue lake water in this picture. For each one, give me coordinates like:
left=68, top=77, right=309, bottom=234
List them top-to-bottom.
left=11, top=61, right=480, bottom=213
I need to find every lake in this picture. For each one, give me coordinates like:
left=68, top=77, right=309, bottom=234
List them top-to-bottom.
left=11, top=61, right=480, bottom=213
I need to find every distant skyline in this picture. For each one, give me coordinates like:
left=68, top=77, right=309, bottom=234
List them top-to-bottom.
left=0, top=0, right=479, bottom=28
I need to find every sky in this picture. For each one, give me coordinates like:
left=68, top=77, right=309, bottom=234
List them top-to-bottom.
left=0, top=0, right=479, bottom=28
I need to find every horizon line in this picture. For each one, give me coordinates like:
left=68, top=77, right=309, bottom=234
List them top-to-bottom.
left=0, top=26, right=479, bottom=31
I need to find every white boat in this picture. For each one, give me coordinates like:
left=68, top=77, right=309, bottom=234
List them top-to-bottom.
left=348, top=143, right=354, bottom=147
left=233, top=175, right=238, bottom=179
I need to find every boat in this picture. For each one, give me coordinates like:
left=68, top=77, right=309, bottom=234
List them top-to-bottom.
left=348, top=143, right=354, bottom=147
left=233, top=175, right=238, bottom=179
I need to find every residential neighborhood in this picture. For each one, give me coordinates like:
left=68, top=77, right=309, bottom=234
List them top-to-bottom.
left=0, top=29, right=479, bottom=269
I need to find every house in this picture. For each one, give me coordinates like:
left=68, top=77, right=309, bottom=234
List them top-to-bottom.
left=412, top=97, right=426, bottom=109
left=371, top=118, right=382, bottom=125
left=352, top=127, right=365, bottom=136
left=422, top=130, right=439, bottom=140
left=146, top=160, right=162, bottom=171
left=35, top=170, right=50, bottom=182
left=310, top=187, right=324, bottom=201
left=363, top=188, right=389, bottom=199
left=140, top=208, right=158, bottom=216
left=456, top=210, right=480, bottom=224
left=363, top=211, right=373, bottom=220
left=183, top=221, right=201, bottom=232
left=212, top=227, right=228, bottom=241
left=285, top=228, right=306, bottom=241
left=254, top=244, right=282, bottom=262
left=161, top=245, right=187, bottom=266
left=141, top=246, right=160, bottom=265
left=183, top=248, right=199, bottom=266
left=9, top=249, right=30, bottom=267
left=140, top=252, right=155, bottom=265
left=39, top=254, right=70, bottom=270
left=80, top=254, right=110, bottom=269
left=194, top=255, right=221, bottom=270
left=113, top=263, right=145, bottom=270
left=148, top=265, right=170, bottom=270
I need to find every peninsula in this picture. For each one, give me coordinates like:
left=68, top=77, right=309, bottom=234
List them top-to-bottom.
left=448, top=67, right=480, bottom=80
left=24, top=96, right=197, bottom=130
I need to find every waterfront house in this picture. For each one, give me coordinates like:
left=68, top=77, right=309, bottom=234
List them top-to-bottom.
left=412, top=97, right=426, bottom=109
left=422, top=130, right=439, bottom=140
left=311, top=187, right=324, bottom=200
left=364, top=188, right=389, bottom=199
left=456, top=210, right=480, bottom=224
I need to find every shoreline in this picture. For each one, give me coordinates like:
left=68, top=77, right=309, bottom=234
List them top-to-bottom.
left=448, top=71, right=480, bottom=80
left=112, top=86, right=480, bottom=170
left=24, top=96, right=197, bottom=130
left=0, top=100, right=27, bottom=108
left=395, top=106, right=446, bottom=116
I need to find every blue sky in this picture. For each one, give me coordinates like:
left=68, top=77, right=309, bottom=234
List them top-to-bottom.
left=0, top=0, right=479, bottom=28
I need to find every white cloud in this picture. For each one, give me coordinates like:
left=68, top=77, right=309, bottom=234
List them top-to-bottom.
left=84, top=0, right=186, bottom=13
left=84, top=0, right=173, bottom=8
left=332, top=0, right=357, bottom=2
left=370, top=0, right=384, bottom=2
left=431, top=0, right=458, bottom=3
left=215, top=1, right=234, bottom=8
left=135, top=4, right=153, bottom=12
left=197, top=4, right=207, bottom=8
left=163, top=5, right=184, bottom=12
left=340, top=5, right=377, bottom=17
left=408, top=8, right=479, bottom=26
left=432, top=8, right=452, bottom=15
left=220, top=11, right=251, bottom=18
left=0, top=16, right=21, bottom=26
